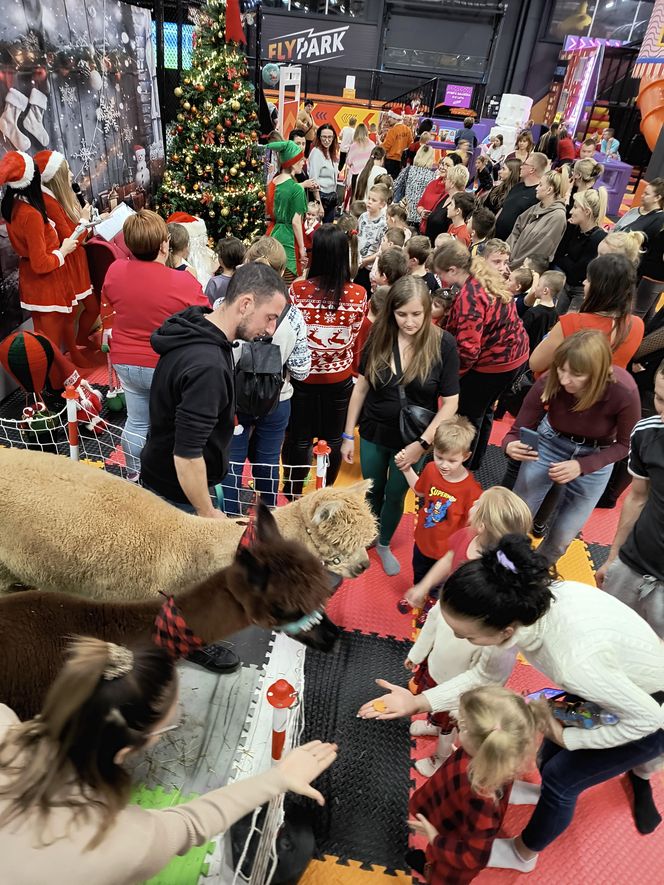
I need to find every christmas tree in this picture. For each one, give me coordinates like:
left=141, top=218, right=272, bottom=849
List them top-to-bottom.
left=158, top=0, right=265, bottom=242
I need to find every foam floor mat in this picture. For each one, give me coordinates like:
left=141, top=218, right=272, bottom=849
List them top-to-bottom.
left=291, top=630, right=414, bottom=874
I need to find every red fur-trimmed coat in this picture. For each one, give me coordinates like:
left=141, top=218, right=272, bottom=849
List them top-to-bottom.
left=5, top=200, right=73, bottom=313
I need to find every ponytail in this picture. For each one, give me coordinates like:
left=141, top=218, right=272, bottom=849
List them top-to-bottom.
left=355, top=146, right=385, bottom=202
left=336, top=212, right=360, bottom=278
left=0, top=637, right=176, bottom=849
left=461, top=686, right=550, bottom=799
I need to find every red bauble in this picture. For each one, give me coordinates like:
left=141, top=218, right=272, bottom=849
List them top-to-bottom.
left=33, top=66, right=47, bottom=82
left=233, top=82, right=240, bottom=91
left=217, top=96, right=223, bottom=105
left=225, top=119, right=232, bottom=127
left=176, top=125, right=183, bottom=133
left=193, top=144, right=199, bottom=152
left=224, top=175, right=229, bottom=182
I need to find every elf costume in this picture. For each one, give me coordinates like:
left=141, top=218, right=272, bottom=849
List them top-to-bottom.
left=265, top=140, right=307, bottom=278
left=34, top=150, right=100, bottom=352
left=0, top=151, right=78, bottom=356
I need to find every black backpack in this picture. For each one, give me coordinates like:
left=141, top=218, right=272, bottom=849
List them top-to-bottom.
left=234, top=304, right=289, bottom=418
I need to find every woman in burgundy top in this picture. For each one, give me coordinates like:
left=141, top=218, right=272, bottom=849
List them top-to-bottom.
left=556, top=127, right=576, bottom=166
left=102, top=209, right=207, bottom=479
left=434, top=239, right=529, bottom=469
left=504, top=330, right=640, bottom=564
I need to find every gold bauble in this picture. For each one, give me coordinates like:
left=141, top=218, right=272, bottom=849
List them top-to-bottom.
left=184, top=77, right=191, bottom=85
left=174, top=86, right=183, bottom=98
left=231, top=99, right=241, bottom=111
left=183, top=101, right=191, bottom=111
left=177, top=113, right=185, bottom=122
left=216, top=123, right=223, bottom=133
left=185, top=155, right=193, bottom=164
left=240, top=160, right=246, bottom=168
left=205, top=164, right=212, bottom=173
left=230, top=166, right=238, bottom=176
left=193, top=183, right=200, bottom=191
left=221, top=207, right=230, bottom=217
left=208, top=210, right=215, bottom=218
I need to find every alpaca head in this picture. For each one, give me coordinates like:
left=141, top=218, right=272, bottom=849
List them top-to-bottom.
left=294, top=480, right=376, bottom=578
left=224, top=501, right=339, bottom=651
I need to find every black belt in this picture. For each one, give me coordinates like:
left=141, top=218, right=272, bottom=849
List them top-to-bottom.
left=554, top=428, right=611, bottom=448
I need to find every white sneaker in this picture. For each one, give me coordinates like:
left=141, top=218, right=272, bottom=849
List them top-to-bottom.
left=410, top=720, right=439, bottom=737
left=415, top=754, right=444, bottom=777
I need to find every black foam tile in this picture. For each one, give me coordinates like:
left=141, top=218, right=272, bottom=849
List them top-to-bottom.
left=475, top=442, right=508, bottom=490
left=586, top=542, right=611, bottom=572
left=288, top=630, right=413, bottom=871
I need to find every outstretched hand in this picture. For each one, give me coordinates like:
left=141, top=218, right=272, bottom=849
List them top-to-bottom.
left=357, top=679, right=423, bottom=720
left=276, top=740, right=338, bottom=805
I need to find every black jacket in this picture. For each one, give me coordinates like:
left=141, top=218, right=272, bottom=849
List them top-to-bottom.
left=494, top=182, right=538, bottom=240
left=553, top=224, right=607, bottom=287
left=141, top=306, right=236, bottom=504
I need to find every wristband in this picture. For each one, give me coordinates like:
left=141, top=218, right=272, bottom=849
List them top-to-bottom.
left=342, top=432, right=354, bottom=441
left=416, top=437, right=429, bottom=450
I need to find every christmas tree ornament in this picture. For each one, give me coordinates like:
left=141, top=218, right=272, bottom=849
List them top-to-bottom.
left=184, top=77, right=191, bottom=85
left=195, top=83, right=205, bottom=92
left=174, top=86, right=183, bottom=97
left=217, top=96, right=223, bottom=105
left=231, top=99, right=240, bottom=111
left=183, top=101, right=191, bottom=111
left=177, top=113, right=185, bottom=122
left=216, top=123, right=223, bottom=133
left=230, top=166, right=238, bottom=176
left=221, top=207, right=230, bottom=217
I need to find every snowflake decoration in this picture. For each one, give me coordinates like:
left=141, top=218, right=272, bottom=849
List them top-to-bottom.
left=21, top=31, right=41, bottom=53
left=59, top=85, right=77, bottom=109
left=96, top=97, right=120, bottom=134
left=121, top=125, right=132, bottom=144
left=72, top=138, right=96, bottom=172
left=149, top=141, right=165, bottom=160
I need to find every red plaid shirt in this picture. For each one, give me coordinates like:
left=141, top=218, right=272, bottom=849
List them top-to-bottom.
left=409, top=748, right=511, bottom=885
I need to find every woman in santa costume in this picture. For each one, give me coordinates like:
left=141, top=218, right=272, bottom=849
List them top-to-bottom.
left=34, top=150, right=101, bottom=358
left=0, top=151, right=80, bottom=358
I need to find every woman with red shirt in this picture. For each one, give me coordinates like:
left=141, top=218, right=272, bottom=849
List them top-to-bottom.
left=556, top=127, right=576, bottom=166
left=34, top=150, right=100, bottom=358
left=0, top=151, right=79, bottom=357
left=416, top=155, right=460, bottom=233
left=101, top=209, right=207, bottom=479
left=284, top=224, right=366, bottom=496
left=434, top=239, right=529, bottom=470
left=530, top=253, right=644, bottom=373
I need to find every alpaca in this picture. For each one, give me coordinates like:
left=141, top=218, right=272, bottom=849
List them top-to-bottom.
left=0, top=448, right=377, bottom=599
left=0, top=502, right=339, bottom=720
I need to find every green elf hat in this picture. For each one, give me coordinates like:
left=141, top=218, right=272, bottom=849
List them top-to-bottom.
left=268, top=140, right=305, bottom=169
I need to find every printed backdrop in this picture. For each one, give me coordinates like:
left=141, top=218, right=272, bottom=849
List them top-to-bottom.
left=0, top=0, right=164, bottom=338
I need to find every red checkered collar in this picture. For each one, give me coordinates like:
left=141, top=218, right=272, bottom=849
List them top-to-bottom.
left=153, top=594, right=205, bottom=660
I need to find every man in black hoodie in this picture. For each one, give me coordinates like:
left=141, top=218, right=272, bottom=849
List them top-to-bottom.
left=141, top=263, right=287, bottom=516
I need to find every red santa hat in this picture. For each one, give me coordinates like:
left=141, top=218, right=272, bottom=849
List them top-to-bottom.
left=34, top=150, right=66, bottom=184
left=0, top=151, right=35, bottom=190
left=166, top=211, right=199, bottom=224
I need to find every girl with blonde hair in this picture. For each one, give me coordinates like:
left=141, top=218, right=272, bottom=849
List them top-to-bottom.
left=342, top=122, right=373, bottom=200
left=393, top=139, right=438, bottom=225
left=33, top=150, right=100, bottom=357
left=572, top=157, right=604, bottom=195
left=424, top=163, right=471, bottom=245
left=507, top=168, right=569, bottom=268
left=553, top=186, right=608, bottom=311
left=598, top=229, right=645, bottom=267
left=244, top=235, right=288, bottom=275
left=433, top=240, right=529, bottom=469
left=341, top=276, right=460, bottom=575
left=505, top=329, right=640, bottom=563
left=405, top=486, right=532, bottom=776
left=0, top=637, right=336, bottom=883
left=407, top=684, right=549, bottom=883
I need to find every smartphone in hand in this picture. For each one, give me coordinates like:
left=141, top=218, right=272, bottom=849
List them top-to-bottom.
left=519, top=427, right=540, bottom=453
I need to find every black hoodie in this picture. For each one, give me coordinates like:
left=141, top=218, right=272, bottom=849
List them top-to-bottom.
left=141, top=306, right=235, bottom=504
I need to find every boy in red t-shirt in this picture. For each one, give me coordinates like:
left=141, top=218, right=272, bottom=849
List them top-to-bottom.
left=445, top=192, right=475, bottom=248
left=398, top=416, right=481, bottom=606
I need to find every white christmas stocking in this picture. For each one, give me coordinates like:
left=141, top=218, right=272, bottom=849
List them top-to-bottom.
left=0, top=87, right=31, bottom=151
left=22, top=87, right=49, bottom=146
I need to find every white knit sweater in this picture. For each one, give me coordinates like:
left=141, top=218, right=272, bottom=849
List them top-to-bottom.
left=423, top=581, right=664, bottom=751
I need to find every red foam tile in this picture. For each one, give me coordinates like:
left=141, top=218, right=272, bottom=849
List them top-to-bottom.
left=581, top=488, right=629, bottom=547
left=328, top=518, right=417, bottom=642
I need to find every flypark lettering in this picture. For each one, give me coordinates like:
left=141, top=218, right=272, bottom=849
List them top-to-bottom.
left=267, top=26, right=350, bottom=64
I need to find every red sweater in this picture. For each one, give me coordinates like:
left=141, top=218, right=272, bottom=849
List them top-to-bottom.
left=557, top=137, right=575, bottom=162
left=102, top=260, right=208, bottom=368
left=445, top=276, right=528, bottom=374
left=290, top=278, right=367, bottom=383
left=410, top=748, right=511, bottom=885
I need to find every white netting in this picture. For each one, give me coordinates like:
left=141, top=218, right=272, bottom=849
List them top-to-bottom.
left=0, top=392, right=322, bottom=505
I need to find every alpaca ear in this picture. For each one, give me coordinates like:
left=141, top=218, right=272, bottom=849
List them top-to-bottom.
left=345, top=478, right=372, bottom=497
left=254, top=498, right=282, bottom=545
left=311, top=499, right=344, bottom=526
left=235, top=546, right=270, bottom=593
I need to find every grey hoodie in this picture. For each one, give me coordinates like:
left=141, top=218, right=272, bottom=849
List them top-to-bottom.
left=507, top=200, right=568, bottom=268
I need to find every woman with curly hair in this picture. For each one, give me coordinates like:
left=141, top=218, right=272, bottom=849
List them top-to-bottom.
left=434, top=239, right=529, bottom=469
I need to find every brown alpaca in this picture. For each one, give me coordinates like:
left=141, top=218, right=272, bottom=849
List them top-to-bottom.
left=0, top=448, right=377, bottom=599
left=0, top=503, right=339, bottom=721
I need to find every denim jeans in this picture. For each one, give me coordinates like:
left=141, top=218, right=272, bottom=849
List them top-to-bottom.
left=114, top=363, right=154, bottom=474
left=221, top=398, right=291, bottom=515
left=513, top=416, right=612, bottom=564
left=141, top=482, right=198, bottom=514
left=522, top=724, right=664, bottom=852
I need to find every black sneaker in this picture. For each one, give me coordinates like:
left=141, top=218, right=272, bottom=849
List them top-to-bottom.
left=188, top=642, right=241, bottom=673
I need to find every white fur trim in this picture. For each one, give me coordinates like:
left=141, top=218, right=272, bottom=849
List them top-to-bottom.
left=29, top=87, right=48, bottom=109
left=40, top=151, right=65, bottom=183
left=9, top=152, right=34, bottom=190
left=53, top=249, right=65, bottom=267
left=74, top=286, right=93, bottom=302
left=20, top=300, right=72, bottom=313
